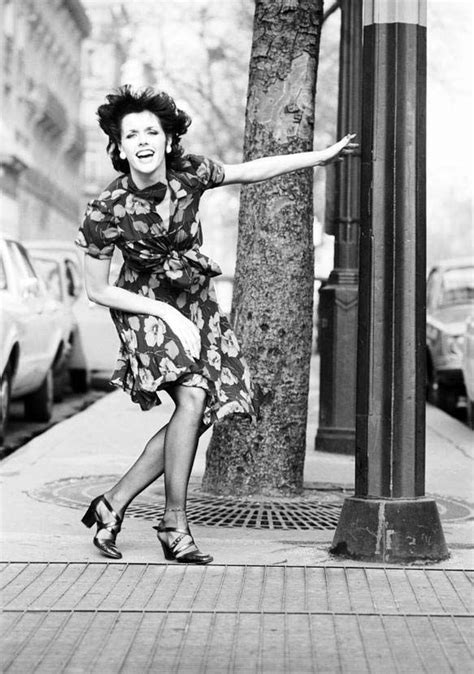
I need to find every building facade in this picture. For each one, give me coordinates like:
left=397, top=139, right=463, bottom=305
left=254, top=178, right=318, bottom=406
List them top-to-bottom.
left=0, top=0, right=90, bottom=241
left=81, top=0, right=131, bottom=204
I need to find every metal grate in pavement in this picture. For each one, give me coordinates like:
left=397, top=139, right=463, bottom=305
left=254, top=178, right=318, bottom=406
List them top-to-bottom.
left=27, top=475, right=474, bottom=531
left=28, top=475, right=349, bottom=530
left=127, top=497, right=343, bottom=529
left=1, top=563, right=473, bottom=674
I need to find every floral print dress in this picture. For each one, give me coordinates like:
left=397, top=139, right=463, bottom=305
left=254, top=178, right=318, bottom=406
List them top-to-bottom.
left=76, top=154, right=256, bottom=427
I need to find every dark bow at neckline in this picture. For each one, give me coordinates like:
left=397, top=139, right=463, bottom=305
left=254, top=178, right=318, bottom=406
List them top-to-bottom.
left=127, top=175, right=168, bottom=203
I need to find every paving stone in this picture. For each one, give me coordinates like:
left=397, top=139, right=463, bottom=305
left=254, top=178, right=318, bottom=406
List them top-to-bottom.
left=1, top=562, right=472, bottom=673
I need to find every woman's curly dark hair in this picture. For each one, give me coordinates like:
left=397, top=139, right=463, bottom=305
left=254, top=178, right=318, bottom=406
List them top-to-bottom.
left=96, top=85, right=191, bottom=173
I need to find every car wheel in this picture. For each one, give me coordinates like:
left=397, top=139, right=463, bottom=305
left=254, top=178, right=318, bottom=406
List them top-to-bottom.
left=53, top=347, right=71, bottom=402
left=0, top=366, right=12, bottom=445
left=53, top=366, right=68, bottom=402
left=24, top=368, right=54, bottom=422
left=69, top=368, right=90, bottom=393
left=437, top=383, right=458, bottom=416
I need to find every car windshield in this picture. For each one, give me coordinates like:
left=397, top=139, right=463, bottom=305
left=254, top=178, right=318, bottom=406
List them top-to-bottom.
left=32, top=258, right=63, bottom=302
left=440, top=267, right=474, bottom=306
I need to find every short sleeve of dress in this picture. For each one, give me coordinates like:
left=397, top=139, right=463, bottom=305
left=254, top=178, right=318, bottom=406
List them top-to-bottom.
left=186, top=154, right=225, bottom=191
left=75, top=198, right=120, bottom=260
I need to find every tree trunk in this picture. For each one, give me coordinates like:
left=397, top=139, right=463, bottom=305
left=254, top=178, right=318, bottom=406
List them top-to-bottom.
left=203, top=0, right=323, bottom=496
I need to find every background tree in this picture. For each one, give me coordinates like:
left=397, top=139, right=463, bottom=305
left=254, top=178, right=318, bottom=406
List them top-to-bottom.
left=203, top=0, right=324, bottom=497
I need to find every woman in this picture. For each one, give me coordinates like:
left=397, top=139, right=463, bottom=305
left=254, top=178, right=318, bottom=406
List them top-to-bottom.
left=78, top=85, right=356, bottom=565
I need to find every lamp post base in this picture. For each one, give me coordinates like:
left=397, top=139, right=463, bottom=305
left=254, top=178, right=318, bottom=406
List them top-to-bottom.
left=330, top=496, right=449, bottom=563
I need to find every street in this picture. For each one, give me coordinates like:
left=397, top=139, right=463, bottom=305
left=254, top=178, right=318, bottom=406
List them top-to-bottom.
left=1, top=384, right=108, bottom=460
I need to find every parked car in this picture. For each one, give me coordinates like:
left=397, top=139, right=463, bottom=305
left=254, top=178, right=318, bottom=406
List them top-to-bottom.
left=0, top=237, right=72, bottom=444
left=25, top=241, right=121, bottom=392
left=27, top=254, right=77, bottom=400
left=426, top=257, right=474, bottom=413
left=462, top=315, right=474, bottom=428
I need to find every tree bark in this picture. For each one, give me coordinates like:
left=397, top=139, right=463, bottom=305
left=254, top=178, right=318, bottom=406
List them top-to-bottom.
left=203, top=0, right=323, bottom=496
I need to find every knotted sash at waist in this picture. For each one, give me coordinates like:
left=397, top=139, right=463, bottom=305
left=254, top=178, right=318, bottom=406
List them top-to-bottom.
left=123, top=244, right=222, bottom=288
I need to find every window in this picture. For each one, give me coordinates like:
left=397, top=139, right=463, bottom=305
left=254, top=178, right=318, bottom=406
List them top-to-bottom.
left=3, top=0, right=14, bottom=37
left=7, top=241, right=37, bottom=281
left=0, top=254, right=7, bottom=290
left=32, top=258, right=62, bottom=302
left=65, top=258, right=82, bottom=297
left=440, top=267, right=474, bottom=307
left=426, top=271, right=440, bottom=311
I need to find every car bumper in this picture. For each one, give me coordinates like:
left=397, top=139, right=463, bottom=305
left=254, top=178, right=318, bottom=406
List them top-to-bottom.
left=436, top=368, right=465, bottom=388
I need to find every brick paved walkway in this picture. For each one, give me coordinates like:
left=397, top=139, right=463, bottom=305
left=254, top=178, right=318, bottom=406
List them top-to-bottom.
left=1, top=562, right=473, bottom=673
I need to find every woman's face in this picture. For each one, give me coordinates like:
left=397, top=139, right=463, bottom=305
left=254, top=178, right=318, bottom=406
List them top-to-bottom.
left=119, top=110, right=168, bottom=181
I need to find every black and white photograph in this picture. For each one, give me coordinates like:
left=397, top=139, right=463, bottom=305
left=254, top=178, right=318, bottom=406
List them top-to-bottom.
left=0, top=0, right=473, bottom=671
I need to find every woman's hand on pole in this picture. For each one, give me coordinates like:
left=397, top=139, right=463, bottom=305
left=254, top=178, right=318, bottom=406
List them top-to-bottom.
left=318, top=133, right=358, bottom=165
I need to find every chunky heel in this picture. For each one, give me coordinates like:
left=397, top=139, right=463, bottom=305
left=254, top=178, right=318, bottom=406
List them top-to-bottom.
left=81, top=495, right=123, bottom=559
left=81, top=505, right=97, bottom=528
left=153, top=513, right=213, bottom=565
left=158, top=538, right=174, bottom=561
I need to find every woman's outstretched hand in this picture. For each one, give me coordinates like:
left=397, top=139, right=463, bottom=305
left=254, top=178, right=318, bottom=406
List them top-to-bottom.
left=318, top=133, right=358, bottom=166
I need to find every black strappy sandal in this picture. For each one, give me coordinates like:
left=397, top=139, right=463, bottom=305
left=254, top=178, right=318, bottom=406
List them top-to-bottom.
left=81, top=495, right=123, bottom=559
left=153, top=509, right=213, bottom=565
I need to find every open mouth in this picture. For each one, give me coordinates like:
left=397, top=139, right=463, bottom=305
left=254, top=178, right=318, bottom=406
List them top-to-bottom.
left=136, top=150, right=155, bottom=159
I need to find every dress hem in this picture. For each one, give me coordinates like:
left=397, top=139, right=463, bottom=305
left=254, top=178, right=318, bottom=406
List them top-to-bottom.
left=109, top=374, right=257, bottom=428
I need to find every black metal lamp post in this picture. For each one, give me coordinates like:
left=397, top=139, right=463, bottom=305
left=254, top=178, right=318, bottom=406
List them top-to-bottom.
left=316, top=0, right=362, bottom=455
left=331, top=0, right=448, bottom=562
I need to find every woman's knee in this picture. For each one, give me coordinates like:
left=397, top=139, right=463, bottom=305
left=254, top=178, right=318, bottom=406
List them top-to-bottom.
left=173, top=386, right=207, bottom=417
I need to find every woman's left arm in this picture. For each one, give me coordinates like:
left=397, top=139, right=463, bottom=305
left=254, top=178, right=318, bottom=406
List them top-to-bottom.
left=221, top=134, right=357, bottom=186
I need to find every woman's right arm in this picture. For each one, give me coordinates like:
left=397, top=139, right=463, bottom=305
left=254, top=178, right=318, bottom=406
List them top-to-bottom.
left=221, top=134, right=357, bottom=185
left=84, top=255, right=201, bottom=358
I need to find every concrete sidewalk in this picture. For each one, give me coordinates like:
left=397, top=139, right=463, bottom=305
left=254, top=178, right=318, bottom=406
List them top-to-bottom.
left=1, top=357, right=473, bottom=672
